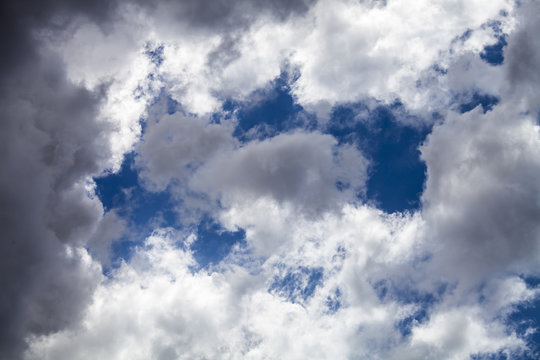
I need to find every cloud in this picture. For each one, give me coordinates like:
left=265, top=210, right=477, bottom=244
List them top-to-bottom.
left=2, top=0, right=540, bottom=359
left=38, top=0, right=515, bottom=117
left=138, top=0, right=316, bottom=31
left=504, top=0, right=540, bottom=113
left=0, top=2, right=134, bottom=357
left=0, top=48, right=112, bottom=357
left=421, top=73, right=540, bottom=288
left=136, top=112, right=237, bottom=192
left=191, top=131, right=368, bottom=216
left=24, top=206, right=530, bottom=359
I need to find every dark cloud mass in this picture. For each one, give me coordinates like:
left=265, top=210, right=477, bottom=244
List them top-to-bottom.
left=0, top=0, right=117, bottom=76
left=141, top=0, right=316, bottom=30
left=0, top=2, right=117, bottom=358
left=0, top=63, right=106, bottom=358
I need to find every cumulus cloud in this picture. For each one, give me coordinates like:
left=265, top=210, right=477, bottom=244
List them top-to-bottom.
left=36, top=0, right=516, bottom=117
left=419, top=1, right=540, bottom=288
left=421, top=103, right=540, bottom=285
left=136, top=112, right=237, bottom=192
left=191, top=131, right=368, bottom=216
left=23, top=206, right=531, bottom=359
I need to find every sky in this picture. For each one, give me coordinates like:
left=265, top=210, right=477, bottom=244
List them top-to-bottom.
left=1, top=0, right=540, bottom=359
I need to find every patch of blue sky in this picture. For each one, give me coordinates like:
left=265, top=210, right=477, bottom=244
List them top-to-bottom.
left=480, top=19, right=508, bottom=66
left=480, top=35, right=507, bottom=66
left=144, top=42, right=165, bottom=66
left=216, top=70, right=434, bottom=214
left=225, top=72, right=317, bottom=141
left=459, top=93, right=499, bottom=114
left=166, top=95, right=181, bottom=115
left=327, top=102, right=430, bottom=213
left=94, top=149, right=249, bottom=268
left=94, top=152, right=176, bottom=262
left=95, top=152, right=176, bottom=226
left=189, top=216, right=246, bottom=269
left=268, top=266, right=324, bottom=304
left=502, top=276, right=540, bottom=360
left=372, top=278, right=448, bottom=337
left=325, top=287, right=342, bottom=314
left=396, top=307, right=430, bottom=337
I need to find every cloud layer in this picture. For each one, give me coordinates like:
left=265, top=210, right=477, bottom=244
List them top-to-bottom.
left=1, top=0, right=539, bottom=359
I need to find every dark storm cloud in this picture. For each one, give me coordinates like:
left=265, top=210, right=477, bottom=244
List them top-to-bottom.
left=0, top=0, right=117, bottom=76
left=140, top=0, right=316, bottom=31
left=0, top=1, right=118, bottom=358
left=0, top=56, right=108, bottom=358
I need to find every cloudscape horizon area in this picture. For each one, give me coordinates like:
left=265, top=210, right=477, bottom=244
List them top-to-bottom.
left=1, top=0, right=540, bottom=359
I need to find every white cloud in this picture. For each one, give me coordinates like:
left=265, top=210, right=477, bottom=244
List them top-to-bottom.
left=39, top=0, right=516, bottom=123
left=24, top=206, right=529, bottom=359
left=406, top=306, right=524, bottom=359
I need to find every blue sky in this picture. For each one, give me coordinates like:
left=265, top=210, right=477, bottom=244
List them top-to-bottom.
left=2, top=0, right=540, bottom=359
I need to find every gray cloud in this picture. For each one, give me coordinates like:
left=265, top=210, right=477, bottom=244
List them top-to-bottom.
left=0, top=0, right=117, bottom=78
left=140, top=0, right=316, bottom=32
left=419, top=1, right=540, bottom=288
left=504, top=1, right=540, bottom=112
left=0, top=5, right=118, bottom=355
left=421, top=104, right=540, bottom=286
left=136, top=112, right=237, bottom=192
left=191, top=131, right=368, bottom=216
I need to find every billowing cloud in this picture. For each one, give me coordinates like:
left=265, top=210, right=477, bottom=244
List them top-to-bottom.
left=0, top=49, right=108, bottom=360
left=421, top=103, right=540, bottom=285
left=136, top=112, right=237, bottom=192
left=191, top=131, right=368, bottom=215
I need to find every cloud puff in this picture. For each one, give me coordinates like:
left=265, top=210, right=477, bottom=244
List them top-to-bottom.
left=420, top=0, right=540, bottom=286
left=421, top=103, right=540, bottom=285
left=136, top=112, right=237, bottom=192
left=191, top=131, right=368, bottom=215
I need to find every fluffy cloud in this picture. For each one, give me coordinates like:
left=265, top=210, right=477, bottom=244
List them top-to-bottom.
left=38, top=0, right=516, bottom=117
left=419, top=0, right=540, bottom=287
left=421, top=103, right=540, bottom=285
left=136, top=112, right=237, bottom=192
left=191, top=131, right=368, bottom=216
left=24, top=206, right=531, bottom=359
